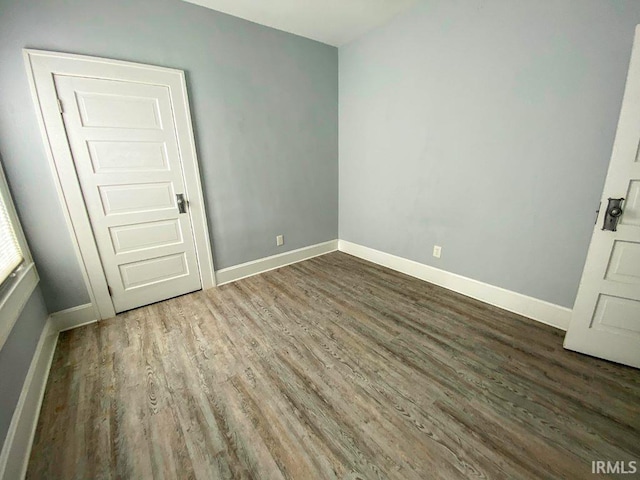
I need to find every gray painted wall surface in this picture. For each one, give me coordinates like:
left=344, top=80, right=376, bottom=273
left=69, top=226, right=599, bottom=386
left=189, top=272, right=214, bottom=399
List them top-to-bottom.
left=0, top=0, right=338, bottom=313
left=339, top=0, right=640, bottom=308
left=0, top=286, right=48, bottom=448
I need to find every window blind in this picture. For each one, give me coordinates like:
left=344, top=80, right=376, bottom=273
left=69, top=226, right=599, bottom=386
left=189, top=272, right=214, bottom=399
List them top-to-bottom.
left=0, top=193, right=23, bottom=285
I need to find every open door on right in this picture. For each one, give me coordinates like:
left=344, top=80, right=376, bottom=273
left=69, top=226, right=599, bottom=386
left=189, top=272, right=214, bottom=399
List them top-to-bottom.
left=564, top=25, right=640, bottom=369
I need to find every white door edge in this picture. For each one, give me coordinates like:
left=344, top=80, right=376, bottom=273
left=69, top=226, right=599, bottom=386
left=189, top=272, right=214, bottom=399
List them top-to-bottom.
left=24, top=49, right=216, bottom=320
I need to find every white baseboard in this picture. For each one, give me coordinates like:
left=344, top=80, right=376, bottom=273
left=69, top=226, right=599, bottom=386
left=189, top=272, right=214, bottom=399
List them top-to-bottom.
left=216, top=240, right=339, bottom=285
left=338, top=240, right=572, bottom=331
left=43, top=241, right=570, bottom=333
left=50, top=303, right=97, bottom=332
left=0, top=317, right=58, bottom=480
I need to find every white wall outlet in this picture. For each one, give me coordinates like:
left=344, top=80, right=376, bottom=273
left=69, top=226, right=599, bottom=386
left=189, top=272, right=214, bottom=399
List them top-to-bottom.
left=276, top=235, right=284, bottom=246
left=433, top=245, right=442, bottom=258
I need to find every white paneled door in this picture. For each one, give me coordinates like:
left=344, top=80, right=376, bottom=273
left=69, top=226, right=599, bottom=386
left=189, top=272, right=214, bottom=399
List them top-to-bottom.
left=564, top=27, right=640, bottom=368
left=54, top=75, right=201, bottom=313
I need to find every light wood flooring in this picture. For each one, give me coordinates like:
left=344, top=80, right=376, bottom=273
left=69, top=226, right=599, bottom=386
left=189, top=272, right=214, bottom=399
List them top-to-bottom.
left=27, top=252, right=640, bottom=479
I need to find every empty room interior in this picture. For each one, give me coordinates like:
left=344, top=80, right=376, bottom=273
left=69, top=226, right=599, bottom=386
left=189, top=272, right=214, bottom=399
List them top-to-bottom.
left=1, top=0, right=640, bottom=478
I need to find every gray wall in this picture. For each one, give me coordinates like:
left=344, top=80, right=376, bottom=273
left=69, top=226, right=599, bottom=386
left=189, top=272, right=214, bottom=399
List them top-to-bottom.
left=0, top=0, right=338, bottom=313
left=339, top=0, right=640, bottom=308
left=0, top=286, right=49, bottom=448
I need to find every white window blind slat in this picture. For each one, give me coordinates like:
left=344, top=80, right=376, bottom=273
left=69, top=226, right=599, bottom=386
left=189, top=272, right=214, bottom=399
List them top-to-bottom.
left=0, top=194, right=23, bottom=284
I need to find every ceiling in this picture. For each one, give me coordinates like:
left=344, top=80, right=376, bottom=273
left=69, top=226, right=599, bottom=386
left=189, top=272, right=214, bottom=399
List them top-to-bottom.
left=182, top=0, right=419, bottom=46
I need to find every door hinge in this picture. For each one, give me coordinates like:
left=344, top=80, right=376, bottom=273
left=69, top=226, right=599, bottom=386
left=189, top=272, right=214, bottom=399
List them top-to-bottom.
left=57, top=98, right=64, bottom=114
left=107, top=285, right=113, bottom=296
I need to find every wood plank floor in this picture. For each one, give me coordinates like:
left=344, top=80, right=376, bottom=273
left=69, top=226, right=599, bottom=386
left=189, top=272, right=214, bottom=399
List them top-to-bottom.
left=27, top=252, right=640, bottom=479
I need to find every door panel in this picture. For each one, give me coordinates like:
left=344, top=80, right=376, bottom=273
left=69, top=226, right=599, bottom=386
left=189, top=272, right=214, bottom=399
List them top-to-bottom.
left=564, top=28, right=640, bottom=368
left=54, top=75, right=201, bottom=313
left=77, top=92, right=162, bottom=128
left=87, top=141, right=170, bottom=173
left=620, top=180, right=640, bottom=226
left=98, top=183, right=175, bottom=215
left=109, top=220, right=183, bottom=254
left=604, top=241, right=640, bottom=284
left=119, top=253, right=189, bottom=289
left=591, top=295, right=640, bottom=336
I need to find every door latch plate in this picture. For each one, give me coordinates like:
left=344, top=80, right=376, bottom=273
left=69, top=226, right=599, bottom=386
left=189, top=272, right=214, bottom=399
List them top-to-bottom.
left=176, top=193, right=188, bottom=214
left=602, top=197, right=624, bottom=232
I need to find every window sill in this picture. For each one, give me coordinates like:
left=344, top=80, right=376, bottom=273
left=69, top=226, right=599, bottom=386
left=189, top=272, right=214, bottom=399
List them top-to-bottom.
left=0, top=263, right=39, bottom=351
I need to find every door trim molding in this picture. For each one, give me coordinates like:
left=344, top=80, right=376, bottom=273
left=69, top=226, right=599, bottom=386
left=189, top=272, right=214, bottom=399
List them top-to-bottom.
left=24, top=49, right=216, bottom=320
left=339, top=240, right=572, bottom=331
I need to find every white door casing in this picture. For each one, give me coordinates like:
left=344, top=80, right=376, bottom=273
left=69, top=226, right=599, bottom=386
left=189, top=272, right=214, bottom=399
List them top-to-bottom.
left=564, top=26, right=640, bottom=368
left=24, top=50, right=216, bottom=319
left=54, top=75, right=202, bottom=313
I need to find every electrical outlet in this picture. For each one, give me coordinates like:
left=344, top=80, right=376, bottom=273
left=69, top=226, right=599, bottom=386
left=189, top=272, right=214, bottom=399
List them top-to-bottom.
left=276, top=235, right=284, bottom=246
left=433, top=245, right=442, bottom=258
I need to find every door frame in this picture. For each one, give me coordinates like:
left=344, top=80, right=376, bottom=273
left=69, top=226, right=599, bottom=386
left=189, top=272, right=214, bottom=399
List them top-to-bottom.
left=24, top=49, right=216, bottom=320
